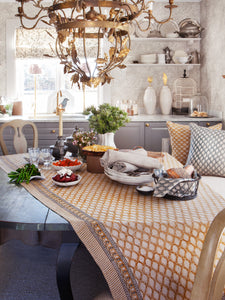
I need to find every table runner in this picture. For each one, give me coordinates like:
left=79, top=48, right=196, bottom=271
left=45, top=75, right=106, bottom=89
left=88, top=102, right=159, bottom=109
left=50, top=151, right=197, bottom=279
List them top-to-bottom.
left=1, top=153, right=225, bottom=300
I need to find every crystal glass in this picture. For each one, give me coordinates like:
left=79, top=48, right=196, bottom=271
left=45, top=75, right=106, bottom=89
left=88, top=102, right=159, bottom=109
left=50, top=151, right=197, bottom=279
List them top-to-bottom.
left=28, top=147, right=40, bottom=168
left=41, top=148, right=52, bottom=169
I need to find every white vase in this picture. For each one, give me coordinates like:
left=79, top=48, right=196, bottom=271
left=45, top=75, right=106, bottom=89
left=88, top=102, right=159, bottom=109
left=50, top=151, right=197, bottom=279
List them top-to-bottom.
left=160, top=85, right=172, bottom=115
left=143, top=86, right=156, bottom=115
left=98, top=132, right=116, bottom=148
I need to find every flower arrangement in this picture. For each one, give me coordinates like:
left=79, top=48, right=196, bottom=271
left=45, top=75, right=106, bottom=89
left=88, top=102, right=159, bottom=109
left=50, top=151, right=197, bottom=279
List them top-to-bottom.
left=83, top=103, right=130, bottom=134
left=72, top=129, right=97, bottom=149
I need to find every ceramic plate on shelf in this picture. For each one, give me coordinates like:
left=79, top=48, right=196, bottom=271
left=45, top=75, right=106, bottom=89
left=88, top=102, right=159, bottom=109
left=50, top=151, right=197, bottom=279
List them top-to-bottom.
left=158, top=19, right=179, bottom=38
left=52, top=175, right=82, bottom=187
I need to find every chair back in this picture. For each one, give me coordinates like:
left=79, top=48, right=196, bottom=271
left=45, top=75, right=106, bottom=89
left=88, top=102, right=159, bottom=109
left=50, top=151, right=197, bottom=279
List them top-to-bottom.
left=0, top=119, right=38, bottom=155
left=191, top=208, right=225, bottom=300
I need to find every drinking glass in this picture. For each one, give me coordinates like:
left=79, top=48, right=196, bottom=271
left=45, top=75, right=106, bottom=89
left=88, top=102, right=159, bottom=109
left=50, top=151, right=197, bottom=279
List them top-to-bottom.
left=28, top=148, right=40, bottom=168
left=41, top=148, right=52, bottom=169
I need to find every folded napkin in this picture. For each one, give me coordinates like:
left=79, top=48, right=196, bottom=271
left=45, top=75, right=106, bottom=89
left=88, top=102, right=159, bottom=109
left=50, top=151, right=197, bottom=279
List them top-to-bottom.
left=100, top=148, right=162, bottom=172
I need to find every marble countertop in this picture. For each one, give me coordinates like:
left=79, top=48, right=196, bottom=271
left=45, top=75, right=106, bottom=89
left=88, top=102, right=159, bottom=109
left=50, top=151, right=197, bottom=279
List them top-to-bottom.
left=0, top=114, right=222, bottom=123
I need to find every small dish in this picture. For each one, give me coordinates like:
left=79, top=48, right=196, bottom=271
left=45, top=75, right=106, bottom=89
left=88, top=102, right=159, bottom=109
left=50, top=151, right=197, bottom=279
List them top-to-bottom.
left=172, top=50, right=188, bottom=64
left=52, top=160, right=83, bottom=171
left=30, top=175, right=45, bottom=180
left=52, top=175, right=82, bottom=187
left=136, top=185, right=154, bottom=195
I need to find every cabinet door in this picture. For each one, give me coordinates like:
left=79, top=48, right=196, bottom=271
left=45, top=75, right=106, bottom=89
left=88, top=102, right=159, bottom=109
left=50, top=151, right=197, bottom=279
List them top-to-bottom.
left=36, top=121, right=89, bottom=148
left=114, top=122, right=144, bottom=149
left=144, top=122, right=170, bottom=152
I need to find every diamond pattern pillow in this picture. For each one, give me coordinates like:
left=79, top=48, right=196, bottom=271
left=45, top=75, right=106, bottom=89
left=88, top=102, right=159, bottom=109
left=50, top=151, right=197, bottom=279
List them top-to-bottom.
left=167, top=121, right=222, bottom=165
left=186, top=123, right=225, bottom=176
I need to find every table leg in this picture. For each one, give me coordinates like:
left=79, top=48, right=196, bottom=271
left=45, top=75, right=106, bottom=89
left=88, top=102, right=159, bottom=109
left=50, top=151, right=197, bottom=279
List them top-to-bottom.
left=56, top=242, right=80, bottom=300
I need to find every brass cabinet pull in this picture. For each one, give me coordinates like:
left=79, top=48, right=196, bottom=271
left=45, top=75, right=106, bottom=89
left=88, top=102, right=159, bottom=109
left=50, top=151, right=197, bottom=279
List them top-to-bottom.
left=206, top=122, right=210, bottom=127
left=145, top=123, right=150, bottom=127
left=51, top=129, right=56, bottom=133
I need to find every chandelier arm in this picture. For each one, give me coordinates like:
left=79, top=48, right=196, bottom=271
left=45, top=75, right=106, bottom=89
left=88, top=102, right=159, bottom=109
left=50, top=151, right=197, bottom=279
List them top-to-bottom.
left=16, top=1, right=47, bottom=21
left=149, top=6, right=174, bottom=24
left=18, top=15, right=49, bottom=30
left=134, top=17, right=151, bottom=32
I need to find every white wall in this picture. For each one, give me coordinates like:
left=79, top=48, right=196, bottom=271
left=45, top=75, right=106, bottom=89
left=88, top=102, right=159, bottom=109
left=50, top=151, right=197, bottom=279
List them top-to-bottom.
left=200, top=0, right=225, bottom=120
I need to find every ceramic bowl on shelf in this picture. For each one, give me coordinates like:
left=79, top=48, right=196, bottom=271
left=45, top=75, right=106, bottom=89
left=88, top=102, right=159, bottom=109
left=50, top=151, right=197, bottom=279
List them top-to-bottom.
left=140, top=54, right=157, bottom=64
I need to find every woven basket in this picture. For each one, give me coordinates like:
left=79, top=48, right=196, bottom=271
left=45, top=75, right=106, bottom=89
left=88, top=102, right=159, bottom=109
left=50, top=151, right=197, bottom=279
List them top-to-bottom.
left=154, top=174, right=201, bottom=200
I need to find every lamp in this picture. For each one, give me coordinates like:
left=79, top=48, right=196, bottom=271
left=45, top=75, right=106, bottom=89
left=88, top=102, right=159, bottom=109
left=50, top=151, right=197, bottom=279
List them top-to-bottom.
left=16, top=0, right=177, bottom=88
left=29, top=64, right=42, bottom=118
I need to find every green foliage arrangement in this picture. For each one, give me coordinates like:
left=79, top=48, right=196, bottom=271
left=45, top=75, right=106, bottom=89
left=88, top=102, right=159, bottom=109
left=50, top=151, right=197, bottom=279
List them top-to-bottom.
left=84, top=104, right=130, bottom=134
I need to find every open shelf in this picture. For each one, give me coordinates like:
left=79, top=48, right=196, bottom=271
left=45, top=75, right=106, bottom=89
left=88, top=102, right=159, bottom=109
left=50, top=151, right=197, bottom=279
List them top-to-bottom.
left=131, top=37, right=201, bottom=42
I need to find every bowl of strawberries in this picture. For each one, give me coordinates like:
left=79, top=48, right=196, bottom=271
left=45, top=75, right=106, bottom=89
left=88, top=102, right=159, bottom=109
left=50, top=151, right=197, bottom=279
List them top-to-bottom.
left=52, top=168, right=82, bottom=187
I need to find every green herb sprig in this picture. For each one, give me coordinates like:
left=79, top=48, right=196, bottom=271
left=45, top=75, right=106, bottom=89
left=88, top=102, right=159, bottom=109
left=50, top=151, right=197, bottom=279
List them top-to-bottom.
left=8, top=164, right=41, bottom=184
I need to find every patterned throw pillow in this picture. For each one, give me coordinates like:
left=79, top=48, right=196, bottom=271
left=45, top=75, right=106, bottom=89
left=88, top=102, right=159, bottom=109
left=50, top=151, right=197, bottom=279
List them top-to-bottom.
left=167, top=121, right=222, bottom=165
left=186, top=123, right=225, bottom=176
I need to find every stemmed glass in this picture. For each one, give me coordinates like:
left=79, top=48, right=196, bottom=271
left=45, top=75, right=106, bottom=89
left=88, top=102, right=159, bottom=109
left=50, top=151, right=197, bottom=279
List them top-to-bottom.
left=28, top=148, right=40, bottom=168
left=41, top=148, right=52, bottom=170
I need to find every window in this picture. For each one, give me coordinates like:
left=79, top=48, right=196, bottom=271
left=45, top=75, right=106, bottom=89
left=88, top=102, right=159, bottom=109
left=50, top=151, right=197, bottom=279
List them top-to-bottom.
left=8, top=25, right=101, bottom=117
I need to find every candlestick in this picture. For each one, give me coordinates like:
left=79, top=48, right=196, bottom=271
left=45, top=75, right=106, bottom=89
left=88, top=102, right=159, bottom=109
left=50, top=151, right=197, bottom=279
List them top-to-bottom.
left=58, top=104, right=63, bottom=137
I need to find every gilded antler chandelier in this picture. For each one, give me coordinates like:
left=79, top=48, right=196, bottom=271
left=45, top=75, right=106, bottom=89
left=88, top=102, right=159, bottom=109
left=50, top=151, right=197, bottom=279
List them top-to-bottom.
left=16, top=0, right=177, bottom=88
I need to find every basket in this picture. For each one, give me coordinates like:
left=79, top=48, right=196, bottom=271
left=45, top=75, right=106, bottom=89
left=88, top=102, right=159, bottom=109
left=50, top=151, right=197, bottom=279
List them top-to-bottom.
left=154, top=174, right=201, bottom=200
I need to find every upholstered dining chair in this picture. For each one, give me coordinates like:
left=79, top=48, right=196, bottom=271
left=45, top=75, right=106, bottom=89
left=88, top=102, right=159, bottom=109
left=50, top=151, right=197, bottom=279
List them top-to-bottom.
left=0, top=119, right=38, bottom=155
left=191, top=208, right=225, bottom=300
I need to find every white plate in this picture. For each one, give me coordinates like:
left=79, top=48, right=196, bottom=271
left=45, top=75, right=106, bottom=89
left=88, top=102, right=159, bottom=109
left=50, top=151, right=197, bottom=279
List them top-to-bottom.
left=158, top=19, right=179, bottom=38
left=52, top=160, right=83, bottom=171
left=104, top=168, right=153, bottom=186
left=30, top=175, right=45, bottom=180
left=52, top=175, right=82, bottom=187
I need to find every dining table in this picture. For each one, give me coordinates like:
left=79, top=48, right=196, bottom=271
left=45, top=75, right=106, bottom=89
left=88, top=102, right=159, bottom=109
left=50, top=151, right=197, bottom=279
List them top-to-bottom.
left=1, top=152, right=225, bottom=300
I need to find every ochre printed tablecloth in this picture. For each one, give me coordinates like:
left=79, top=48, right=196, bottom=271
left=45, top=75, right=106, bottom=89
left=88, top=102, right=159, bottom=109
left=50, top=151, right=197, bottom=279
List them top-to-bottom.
left=1, top=153, right=225, bottom=300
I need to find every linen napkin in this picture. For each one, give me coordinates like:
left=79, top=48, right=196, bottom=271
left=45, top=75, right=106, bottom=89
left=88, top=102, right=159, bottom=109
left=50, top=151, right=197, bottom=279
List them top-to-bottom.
left=100, top=148, right=162, bottom=172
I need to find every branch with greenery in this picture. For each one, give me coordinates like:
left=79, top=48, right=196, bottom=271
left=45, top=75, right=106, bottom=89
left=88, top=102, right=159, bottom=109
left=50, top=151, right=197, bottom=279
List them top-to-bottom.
left=83, top=104, right=130, bottom=134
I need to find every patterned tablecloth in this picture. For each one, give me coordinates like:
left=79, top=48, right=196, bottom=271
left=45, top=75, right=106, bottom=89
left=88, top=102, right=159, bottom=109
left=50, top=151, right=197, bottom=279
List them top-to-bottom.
left=1, top=153, right=225, bottom=300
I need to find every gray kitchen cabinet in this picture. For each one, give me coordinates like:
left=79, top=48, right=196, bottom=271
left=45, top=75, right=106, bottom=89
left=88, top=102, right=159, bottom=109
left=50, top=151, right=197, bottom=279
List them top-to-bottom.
left=114, top=122, right=144, bottom=149
left=144, top=122, right=170, bottom=152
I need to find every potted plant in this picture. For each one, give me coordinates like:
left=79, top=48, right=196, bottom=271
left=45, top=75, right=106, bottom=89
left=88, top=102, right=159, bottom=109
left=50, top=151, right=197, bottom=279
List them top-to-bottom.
left=83, top=104, right=130, bottom=147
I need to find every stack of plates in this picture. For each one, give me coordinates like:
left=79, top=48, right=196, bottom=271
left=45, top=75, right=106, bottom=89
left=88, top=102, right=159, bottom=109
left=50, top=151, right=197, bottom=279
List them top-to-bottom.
left=140, top=54, right=157, bottom=64
left=104, top=167, right=154, bottom=186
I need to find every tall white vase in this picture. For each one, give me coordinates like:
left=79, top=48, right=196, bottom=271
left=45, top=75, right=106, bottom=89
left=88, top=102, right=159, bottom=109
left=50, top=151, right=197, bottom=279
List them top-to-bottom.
left=160, top=85, right=172, bottom=115
left=143, top=86, right=156, bottom=115
left=98, top=132, right=116, bottom=148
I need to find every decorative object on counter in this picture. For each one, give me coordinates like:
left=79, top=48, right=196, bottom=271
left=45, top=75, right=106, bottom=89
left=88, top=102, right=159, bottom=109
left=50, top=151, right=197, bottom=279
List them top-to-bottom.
left=16, top=0, right=143, bottom=88
left=178, top=18, right=204, bottom=38
left=158, top=19, right=179, bottom=38
left=163, top=47, right=172, bottom=64
left=29, top=64, right=42, bottom=119
left=172, top=69, right=197, bottom=115
left=160, top=73, right=172, bottom=115
left=143, top=77, right=156, bottom=115
left=190, top=94, right=208, bottom=117
left=12, top=101, right=22, bottom=116
left=83, top=104, right=129, bottom=148
left=58, top=105, right=64, bottom=137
